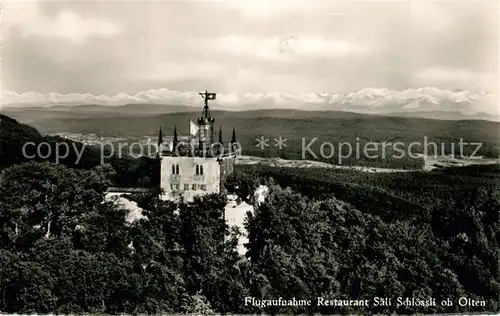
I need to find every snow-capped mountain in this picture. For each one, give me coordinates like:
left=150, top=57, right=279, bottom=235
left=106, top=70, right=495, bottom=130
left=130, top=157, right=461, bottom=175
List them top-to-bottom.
left=2, top=87, right=498, bottom=118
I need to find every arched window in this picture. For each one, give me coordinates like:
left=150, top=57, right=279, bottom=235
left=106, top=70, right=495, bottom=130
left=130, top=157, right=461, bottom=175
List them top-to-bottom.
left=172, top=164, right=175, bottom=174
left=175, top=164, right=179, bottom=174
left=195, top=165, right=199, bottom=175
left=200, top=165, right=204, bottom=175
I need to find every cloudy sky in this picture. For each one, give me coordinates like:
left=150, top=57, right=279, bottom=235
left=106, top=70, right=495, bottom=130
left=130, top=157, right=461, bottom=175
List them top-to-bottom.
left=3, top=0, right=498, bottom=98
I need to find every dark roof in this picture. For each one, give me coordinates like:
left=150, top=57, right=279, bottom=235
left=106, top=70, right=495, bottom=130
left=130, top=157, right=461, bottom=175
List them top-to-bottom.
left=106, top=187, right=156, bottom=193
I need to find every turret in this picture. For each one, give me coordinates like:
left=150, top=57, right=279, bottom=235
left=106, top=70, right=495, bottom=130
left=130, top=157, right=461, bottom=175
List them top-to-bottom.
left=173, top=125, right=178, bottom=152
left=218, top=126, right=223, bottom=145
left=230, top=126, right=238, bottom=154
left=231, top=126, right=236, bottom=144
left=158, top=127, right=163, bottom=145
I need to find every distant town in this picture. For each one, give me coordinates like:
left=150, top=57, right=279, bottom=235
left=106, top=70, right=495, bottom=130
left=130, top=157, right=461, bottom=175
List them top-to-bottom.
left=49, top=132, right=191, bottom=157
left=50, top=132, right=131, bottom=146
left=50, top=132, right=175, bottom=146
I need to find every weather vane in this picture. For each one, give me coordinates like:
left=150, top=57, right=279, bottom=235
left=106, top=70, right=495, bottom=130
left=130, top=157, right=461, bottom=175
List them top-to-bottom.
left=199, top=90, right=217, bottom=108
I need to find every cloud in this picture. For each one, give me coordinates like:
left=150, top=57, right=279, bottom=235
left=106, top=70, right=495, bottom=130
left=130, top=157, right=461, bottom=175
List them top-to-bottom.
left=227, top=0, right=311, bottom=20
left=2, top=1, right=496, bottom=97
left=4, top=1, right=121, bottom=44
left=408, top=2, right=454, bottom=33
left=44, top=11, right=121, bottom=44
left=202, top=36, right=367, bottom=61
left=285, top=37, right=366, bottom=58
left=129, top=61, right=228, bottom=81
left=414, top=67, right=497, bottom=93
left=415, top=67, right=474, bottom=83
left=2, top=87, right=496, bottom=116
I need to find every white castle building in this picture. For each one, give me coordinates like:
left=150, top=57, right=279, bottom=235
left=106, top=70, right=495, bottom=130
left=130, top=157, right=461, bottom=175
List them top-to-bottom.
left=107, top=91, right=239, bottom=203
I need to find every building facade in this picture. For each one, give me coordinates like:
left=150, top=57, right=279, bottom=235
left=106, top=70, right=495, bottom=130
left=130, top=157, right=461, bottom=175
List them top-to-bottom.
left=159, top=155, right=235, bottom=202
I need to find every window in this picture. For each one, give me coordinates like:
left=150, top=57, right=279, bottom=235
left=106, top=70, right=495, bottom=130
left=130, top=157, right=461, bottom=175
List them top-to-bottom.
left=172, top=164, right=180, bottom=175
left=195, top=164, right=204, bottom=176
left=170, top=183, right=174, bottom=190
left=171, top=183, right=180, bottom=190
left=175, top=184, right=180, bottom=190
left=184, top=184, right=189, bottom=191
left=192, top=184, right=197, bottom=191
left=198, top=184, right=206, bottom=191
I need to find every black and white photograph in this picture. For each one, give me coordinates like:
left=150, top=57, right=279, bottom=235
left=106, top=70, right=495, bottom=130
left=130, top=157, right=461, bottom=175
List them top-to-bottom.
left=0, top=0, right=499, bottom=314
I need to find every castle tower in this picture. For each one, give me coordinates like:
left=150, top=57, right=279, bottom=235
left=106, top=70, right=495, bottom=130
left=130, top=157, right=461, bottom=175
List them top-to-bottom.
left=158, top=90, right=236, bottom=202
left=197, top=91, right=216, bottom=151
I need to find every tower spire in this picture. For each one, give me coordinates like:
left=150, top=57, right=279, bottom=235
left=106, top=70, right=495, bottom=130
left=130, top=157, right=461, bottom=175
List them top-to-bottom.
left=173, top=125, right=178, bottom=151
left=218, top=126, right=223, bottom=144
left=231, top=126, right=236, bottom=144
left=158, top=127, right=163, bottom=145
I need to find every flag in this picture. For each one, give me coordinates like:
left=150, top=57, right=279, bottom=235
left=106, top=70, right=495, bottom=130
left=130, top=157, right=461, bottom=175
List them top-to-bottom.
left=206, top=93, right=216, bottom=100
left=189, top=120, right=200, bottom=136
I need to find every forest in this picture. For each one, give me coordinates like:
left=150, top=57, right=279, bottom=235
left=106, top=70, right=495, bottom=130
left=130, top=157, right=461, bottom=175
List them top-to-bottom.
left=0, top=113, right=499, bottom=314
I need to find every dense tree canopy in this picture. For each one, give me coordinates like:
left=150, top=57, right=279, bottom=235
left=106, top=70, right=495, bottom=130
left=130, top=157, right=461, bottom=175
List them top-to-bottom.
left=0, top=114, right=499, bottom=314
left=0, top=161, right=499, bottom=314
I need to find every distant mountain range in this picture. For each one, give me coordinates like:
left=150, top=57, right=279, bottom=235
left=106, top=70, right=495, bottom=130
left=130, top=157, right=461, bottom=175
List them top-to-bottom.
left=2, top=87, right=498, bottom=121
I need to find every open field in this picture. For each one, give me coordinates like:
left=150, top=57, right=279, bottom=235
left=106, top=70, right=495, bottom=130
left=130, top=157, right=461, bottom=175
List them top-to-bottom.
left=237, top=154, right=500, bottom=172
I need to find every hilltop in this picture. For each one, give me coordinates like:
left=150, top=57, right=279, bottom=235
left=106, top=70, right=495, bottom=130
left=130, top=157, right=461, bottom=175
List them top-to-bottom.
left=0, top=114, right=158, bottom=188
left=0, top=114, right=44, bottom=168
